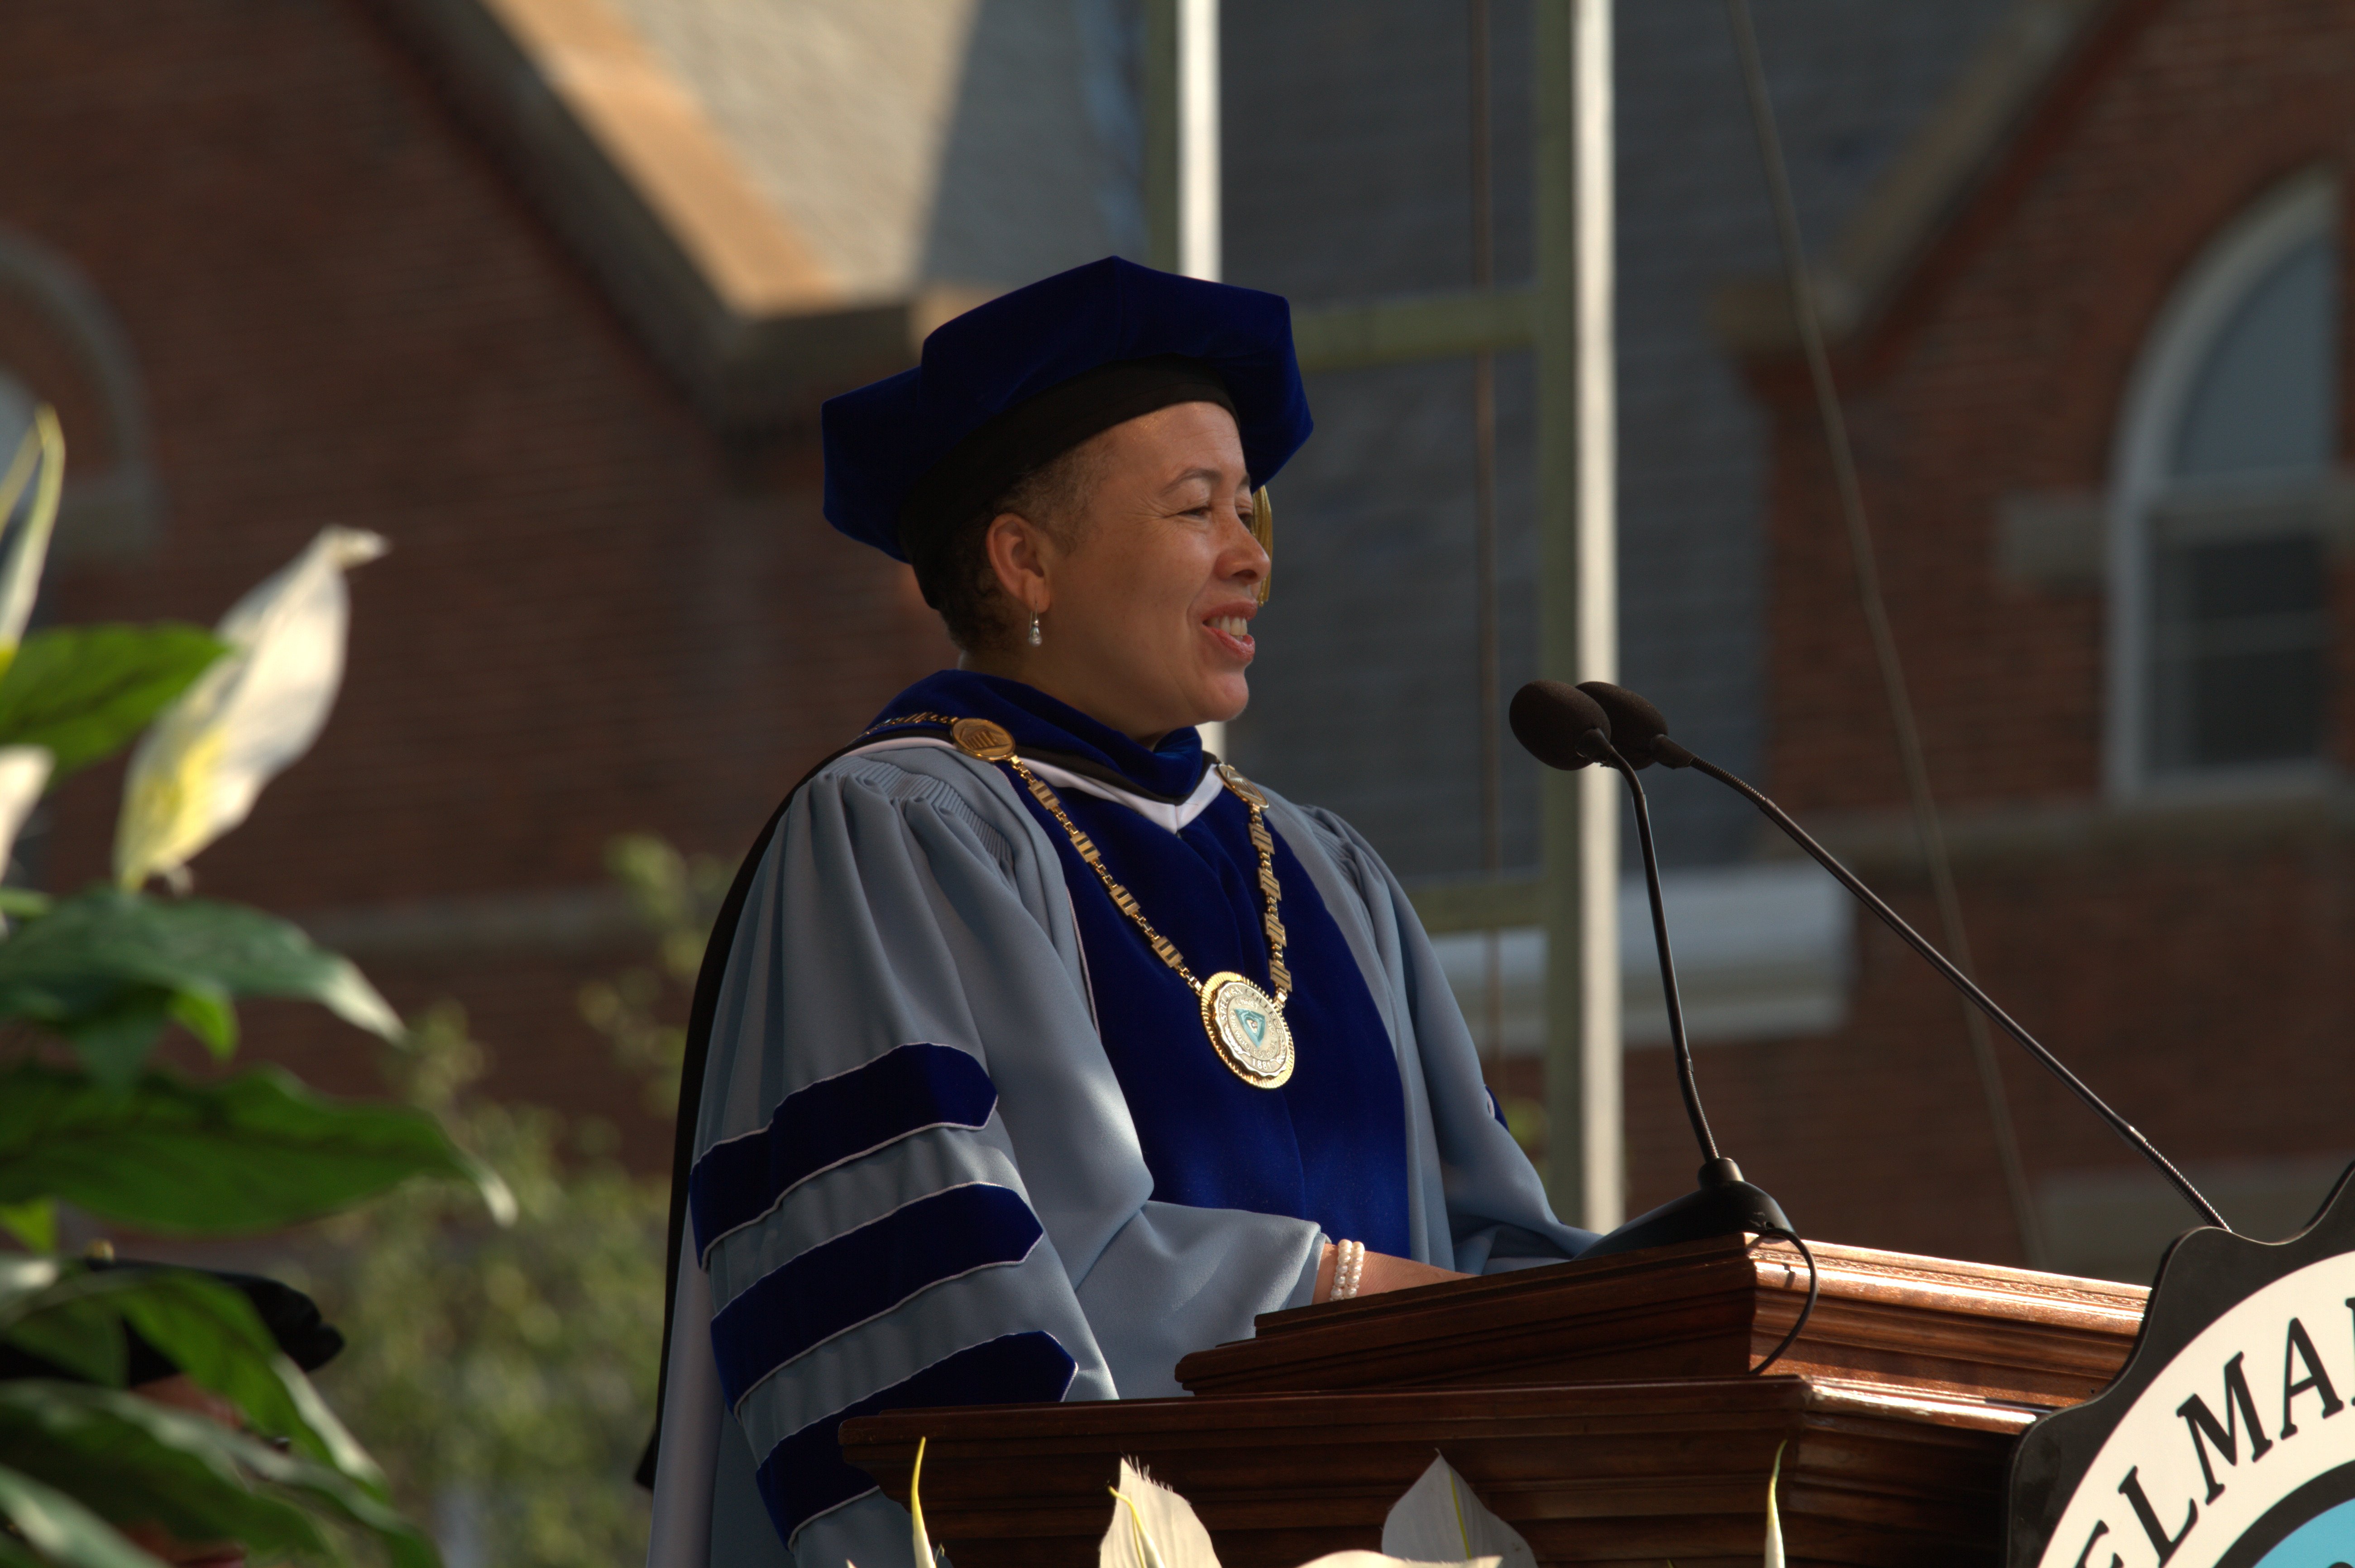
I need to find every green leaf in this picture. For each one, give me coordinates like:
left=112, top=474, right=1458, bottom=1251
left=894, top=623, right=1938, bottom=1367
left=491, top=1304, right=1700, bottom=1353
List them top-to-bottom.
left=0, top=625, right=226, bottom=780
left=0, top=887, right=400, bottom=1081
left=0, top=889, right=50, bottom=920
left=164, top=987, right=236, bottom=1062
left=56, top=999, right=170, bottom=1094
left=0, top=1063, right=510, bottom=1234
left=0, top=1197, right=53, bottom=1252
left=0, top=1266, right=381, bottom=1496
left=0, top=1267, right=142, bottom=1388
left=108, top=1274, right=385, bottom=1491
left=0, top=1297, right=125, bottom=1388
left=0, top=1384, right=324, bottom=1563
left=0, top=1384, right=437, bottom=1568
left=0, top=1464, right=160, bottom=1568
left=0, top=1516, right=48, bottom=1568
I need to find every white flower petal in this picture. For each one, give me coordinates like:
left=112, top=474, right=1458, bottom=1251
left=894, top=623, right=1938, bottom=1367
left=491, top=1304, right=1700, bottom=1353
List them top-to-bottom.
left=0, top=406, right=64, bottom=662
left=115, top=526, right=387, bottom=889
left=0, top=745, right=53, bottom=877
left=1379, top=1455, right=1533, bottom=1568
left=1101, top=1459, right=1221, bottom=1568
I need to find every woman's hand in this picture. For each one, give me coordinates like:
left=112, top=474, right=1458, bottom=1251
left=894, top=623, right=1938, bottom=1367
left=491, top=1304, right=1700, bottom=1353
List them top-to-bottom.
left=1315, top=1242, right=1470, bottom=1303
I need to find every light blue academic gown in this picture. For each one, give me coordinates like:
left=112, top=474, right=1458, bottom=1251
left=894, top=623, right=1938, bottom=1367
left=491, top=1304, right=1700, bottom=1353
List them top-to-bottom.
left=644, top=729, right=1593, bottom=1568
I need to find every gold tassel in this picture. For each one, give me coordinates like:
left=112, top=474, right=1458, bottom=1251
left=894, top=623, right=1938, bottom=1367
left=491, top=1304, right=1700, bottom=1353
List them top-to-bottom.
left=1250, top=486, right=1274, bottom=605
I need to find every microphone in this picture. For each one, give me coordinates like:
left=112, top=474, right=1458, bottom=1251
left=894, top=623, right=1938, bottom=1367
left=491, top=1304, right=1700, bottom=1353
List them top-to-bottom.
left=1570, top=679, right=2231, bottom=1234
left=1508, top=681, right=1795, bottom=1260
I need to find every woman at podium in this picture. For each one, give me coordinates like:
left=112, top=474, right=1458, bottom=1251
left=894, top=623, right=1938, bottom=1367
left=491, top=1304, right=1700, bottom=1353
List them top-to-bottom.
left=646, top=258, right=1596, bottom=1568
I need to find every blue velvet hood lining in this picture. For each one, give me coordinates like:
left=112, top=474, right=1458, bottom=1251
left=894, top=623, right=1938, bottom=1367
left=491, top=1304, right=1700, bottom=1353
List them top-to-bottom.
left=862, top=670, right=1413, bottom=1258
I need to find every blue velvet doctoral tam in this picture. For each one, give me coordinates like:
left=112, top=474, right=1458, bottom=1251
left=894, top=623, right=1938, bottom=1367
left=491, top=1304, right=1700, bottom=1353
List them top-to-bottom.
left=821, top=258, right=1313, bottom=559
left=872, top=670, right=1413, bottom=1257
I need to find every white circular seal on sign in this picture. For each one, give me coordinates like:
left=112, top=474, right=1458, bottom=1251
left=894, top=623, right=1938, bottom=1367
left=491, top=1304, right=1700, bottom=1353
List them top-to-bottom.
left=2036, top=1252, right=2355, bottom=1568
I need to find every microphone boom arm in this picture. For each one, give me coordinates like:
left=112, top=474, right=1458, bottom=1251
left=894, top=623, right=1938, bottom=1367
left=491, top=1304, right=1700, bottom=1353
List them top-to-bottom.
left=1604, top=743, right=1720, bottom=1166
left=1675, top=748, right=2231, bottom=1234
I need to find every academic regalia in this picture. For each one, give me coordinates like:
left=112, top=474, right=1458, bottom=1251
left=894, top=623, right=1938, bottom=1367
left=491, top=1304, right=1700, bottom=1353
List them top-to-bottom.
left=643, top=259, right=1595, bottom=1568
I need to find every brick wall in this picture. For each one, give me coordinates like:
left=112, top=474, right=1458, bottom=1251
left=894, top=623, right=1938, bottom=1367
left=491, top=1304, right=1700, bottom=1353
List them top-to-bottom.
left=1655, top=0, right=2355, bottom=1262
left=0, top=1, right=954, bottom=1162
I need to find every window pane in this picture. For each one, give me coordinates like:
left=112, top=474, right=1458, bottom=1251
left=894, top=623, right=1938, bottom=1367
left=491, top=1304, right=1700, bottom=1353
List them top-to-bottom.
left=2171, top=236, right=2336, bottom=478
left=2182, top=532, right=2330, bottom=619
left=2151, top=534, right=2328, bottom=770
left=2183, top=646, right=2326, bottom=765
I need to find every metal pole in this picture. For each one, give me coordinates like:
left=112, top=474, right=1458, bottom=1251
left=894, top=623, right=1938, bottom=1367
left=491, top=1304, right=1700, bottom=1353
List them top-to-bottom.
left=1145, top=0, right=1219, bottom=281
left=1147, top=0, right=1228, bottom=752
left=1178, top=0, right=1220, bottom=281
left=1470, top=0, right=1504, bottom=1069
left=1536, top=0, right=1622, bottom=1230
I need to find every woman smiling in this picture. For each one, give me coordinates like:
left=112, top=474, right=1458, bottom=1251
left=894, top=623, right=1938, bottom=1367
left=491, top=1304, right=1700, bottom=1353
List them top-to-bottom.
left=646, top=258, right=1594, bottom=1568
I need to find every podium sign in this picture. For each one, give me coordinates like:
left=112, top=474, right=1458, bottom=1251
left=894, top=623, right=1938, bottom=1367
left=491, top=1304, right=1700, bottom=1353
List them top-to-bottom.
left=2011, top=1165, right=2355, bottom=1568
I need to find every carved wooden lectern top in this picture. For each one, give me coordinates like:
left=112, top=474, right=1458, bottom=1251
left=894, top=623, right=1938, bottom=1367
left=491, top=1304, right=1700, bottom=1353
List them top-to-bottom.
left=1179, top=1233, right=2148, bottom=1408
left=842, top=1234, right=2153, bottom=1566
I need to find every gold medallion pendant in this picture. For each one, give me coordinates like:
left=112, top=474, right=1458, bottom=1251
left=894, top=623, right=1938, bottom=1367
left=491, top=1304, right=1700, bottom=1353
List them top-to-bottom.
left=951, top=717, right=1017, bottom=761
left=962, top=722, right=1300, bottom=1091
left=1201, top=971, right=1294, bottom=1088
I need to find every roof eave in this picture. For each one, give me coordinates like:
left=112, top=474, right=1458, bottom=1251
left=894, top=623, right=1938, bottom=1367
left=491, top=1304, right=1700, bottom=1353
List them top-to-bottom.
left=377, top=0, right=965, bottom=430
left=1712, top=0, right=2119, bottom=360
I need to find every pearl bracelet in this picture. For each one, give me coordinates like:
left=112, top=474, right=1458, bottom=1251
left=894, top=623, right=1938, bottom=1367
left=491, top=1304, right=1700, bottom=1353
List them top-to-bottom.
left=1331, top=1238, right=1366, bottom=1301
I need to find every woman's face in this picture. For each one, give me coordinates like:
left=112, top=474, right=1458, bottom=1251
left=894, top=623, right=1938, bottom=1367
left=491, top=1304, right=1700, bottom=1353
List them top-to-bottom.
left=976, top=400, right=1266, bottom=744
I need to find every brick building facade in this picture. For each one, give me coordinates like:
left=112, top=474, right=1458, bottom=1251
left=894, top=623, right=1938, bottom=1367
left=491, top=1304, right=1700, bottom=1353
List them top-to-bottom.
left=1622, top=0, right=2355, bottom=1275
left=0, top=1, right=964, bottom=1162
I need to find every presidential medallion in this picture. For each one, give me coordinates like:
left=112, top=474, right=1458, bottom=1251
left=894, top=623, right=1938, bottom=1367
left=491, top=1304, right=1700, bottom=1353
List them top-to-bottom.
left=951, top=717, right=1016, bottom=761
left=977, top=735, right=1301, bottom=1090
left=1215, top=761, right=1265, bottom=806
left=1200, top=970, right=1294, bottom=1088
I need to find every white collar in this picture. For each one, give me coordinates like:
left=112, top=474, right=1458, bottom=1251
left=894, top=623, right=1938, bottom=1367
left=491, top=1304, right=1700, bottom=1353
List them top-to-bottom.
left=845, top=735, right=1227, bottom=833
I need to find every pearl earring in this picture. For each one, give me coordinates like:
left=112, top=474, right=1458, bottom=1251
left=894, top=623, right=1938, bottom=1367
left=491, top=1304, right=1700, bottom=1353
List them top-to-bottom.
left=1027, top=610, right=1042, bottom=647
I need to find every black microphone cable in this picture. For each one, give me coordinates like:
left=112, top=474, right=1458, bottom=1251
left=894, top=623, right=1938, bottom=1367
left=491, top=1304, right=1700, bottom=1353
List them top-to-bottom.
left=1588, top=701, right=1824, bottom=1371
left=1750, top=1226, right=1819, bottom=1374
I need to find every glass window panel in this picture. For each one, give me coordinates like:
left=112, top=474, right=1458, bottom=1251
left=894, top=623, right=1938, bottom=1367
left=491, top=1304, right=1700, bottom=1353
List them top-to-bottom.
left=2171, top=236, right=2336, bottom=478
left=2181, top=531, right=2330, bottom=620
left=2150, top=534, right=2327, bottom=770
left=2182, top=646, right=2326, bottom=766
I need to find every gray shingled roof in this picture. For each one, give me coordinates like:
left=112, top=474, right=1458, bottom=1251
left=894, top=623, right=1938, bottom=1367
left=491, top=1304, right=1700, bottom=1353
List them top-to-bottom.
left=598, top=0, right=1140, bottom=296
left=1223, top=0, right=2018, bottom=875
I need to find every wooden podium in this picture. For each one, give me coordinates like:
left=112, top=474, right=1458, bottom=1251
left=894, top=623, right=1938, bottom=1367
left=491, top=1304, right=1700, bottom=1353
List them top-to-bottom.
left=839, top=1235, right=2148, bottom=1567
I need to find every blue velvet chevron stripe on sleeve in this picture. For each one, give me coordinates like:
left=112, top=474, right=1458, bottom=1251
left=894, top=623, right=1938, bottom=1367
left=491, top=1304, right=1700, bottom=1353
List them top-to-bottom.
left=689, top=1042, right=998, bottom=1260
left=710, top=1183, right=1045, bottom=1408
left=755, top=1330, right=1077, bottom=1543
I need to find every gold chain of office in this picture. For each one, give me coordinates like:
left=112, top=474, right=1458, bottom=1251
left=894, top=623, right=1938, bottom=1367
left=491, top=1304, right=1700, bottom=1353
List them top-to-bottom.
left=879, top=712, right=1297, bottom=1089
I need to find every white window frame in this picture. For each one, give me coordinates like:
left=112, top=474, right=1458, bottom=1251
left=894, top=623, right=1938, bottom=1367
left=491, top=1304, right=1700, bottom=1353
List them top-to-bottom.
left=2105, top=169, right=2341, bottom=799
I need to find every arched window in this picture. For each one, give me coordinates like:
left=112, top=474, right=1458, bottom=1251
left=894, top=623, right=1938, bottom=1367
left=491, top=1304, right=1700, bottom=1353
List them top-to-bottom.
left=2109, top=173, right=2341, bottom=790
